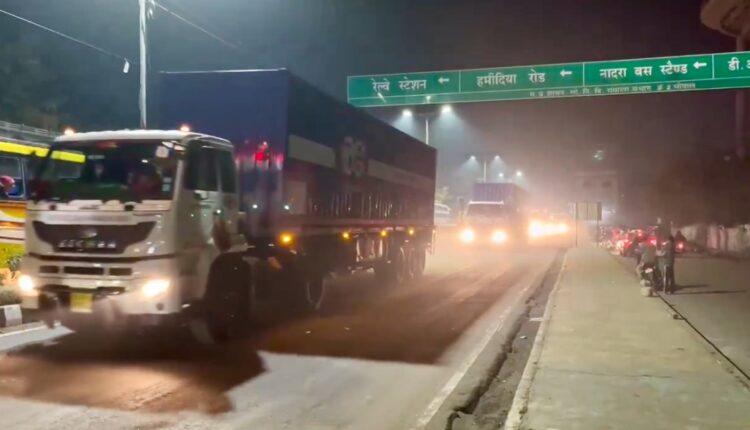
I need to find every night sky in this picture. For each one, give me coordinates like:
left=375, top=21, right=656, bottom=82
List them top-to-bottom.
left=0, top=0, right=736, bottom=207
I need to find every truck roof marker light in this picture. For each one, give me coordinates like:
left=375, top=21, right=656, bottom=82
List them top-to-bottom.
left=179, top=124, right=191, bottom=132
left=63, top=127, right=75, bottom=136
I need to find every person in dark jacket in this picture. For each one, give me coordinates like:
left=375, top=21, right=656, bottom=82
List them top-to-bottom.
left=660, top=235, right=677, bottom=294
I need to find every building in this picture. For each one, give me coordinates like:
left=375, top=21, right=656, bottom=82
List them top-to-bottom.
left=701, top=0, right=750, bottom=158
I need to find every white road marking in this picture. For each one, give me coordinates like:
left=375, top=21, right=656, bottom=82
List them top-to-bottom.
left=411, top=265, right=546, bottom=429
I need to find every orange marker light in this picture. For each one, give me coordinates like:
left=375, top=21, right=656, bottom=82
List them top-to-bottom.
left=279, top=233, right=294, bottom=245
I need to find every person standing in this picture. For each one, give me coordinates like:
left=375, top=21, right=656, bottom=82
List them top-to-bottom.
left=660, top=235, right=677, bottom=294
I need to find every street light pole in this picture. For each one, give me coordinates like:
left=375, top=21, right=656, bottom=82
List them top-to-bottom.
left=138, top=0, right=149, bottom=128
left=425, top=116, right=430, bottom=145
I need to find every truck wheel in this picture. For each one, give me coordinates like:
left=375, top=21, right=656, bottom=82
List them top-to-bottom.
left=374, top=246, right=408, bottom=285
left=393, top=246, right=408, bottom=283
left=411, top=247, right=426, bottom=279
left=189, top=256, right=251, bottom=344
left=302, top=275, right=326, bottom=312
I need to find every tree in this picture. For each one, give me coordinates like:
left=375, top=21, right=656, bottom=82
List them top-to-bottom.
left=0, top=39, right=61, bottom=128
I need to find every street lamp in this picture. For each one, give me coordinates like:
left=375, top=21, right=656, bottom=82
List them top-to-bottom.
left=401, top=104, right=453, bottom=145
left=468, top=154, right=500, bottom=182
left=516, top=170, right=523, bottom=178
left=498, top=172, right=505, bottom=179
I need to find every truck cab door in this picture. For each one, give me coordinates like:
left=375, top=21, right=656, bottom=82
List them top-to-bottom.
left=180, top=141, right=222, bottom=298
left=215, top=147, right=243, bottom=250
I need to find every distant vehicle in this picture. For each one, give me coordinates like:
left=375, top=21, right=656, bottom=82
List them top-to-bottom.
left=18, top=70, right=436, bottom=343
left=0, top=136, right=80, bottom=264
left=472, top=182, right=526, bottom=207
left=458, top=183, right=528, bottom=245
left=458, top=201, right=523, bottom=245
left=434, top=202, right=453, bottom=226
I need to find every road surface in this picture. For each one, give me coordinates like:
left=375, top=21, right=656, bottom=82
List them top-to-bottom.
left=0, top=242, right=558, bottom=430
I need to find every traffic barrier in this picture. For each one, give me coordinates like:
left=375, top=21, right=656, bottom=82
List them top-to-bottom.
left=0, top=304, right=21, bottom=328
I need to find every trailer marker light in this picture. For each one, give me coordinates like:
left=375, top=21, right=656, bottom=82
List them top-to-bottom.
left=408, top=228, right=416, bottom=236
left=380, top=229, right=388, bottom=238
left=341, top=231, right=351, bottom=240
left=279, top=233, right=294, bottom=245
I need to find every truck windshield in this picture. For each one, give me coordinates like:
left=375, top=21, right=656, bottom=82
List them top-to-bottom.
left=34, top=140, right=179, bottom=202
left=466, top=204, right=509, bottom=218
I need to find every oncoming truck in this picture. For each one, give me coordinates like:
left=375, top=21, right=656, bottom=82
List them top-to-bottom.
left=18, top=70, right=436, bottom=341
left=458, top=182, right=527, bottom=245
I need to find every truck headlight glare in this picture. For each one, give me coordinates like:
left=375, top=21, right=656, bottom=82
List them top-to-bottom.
left=460, top=228, right=475, bottom=243
left=492, top=230, right=508, bottom=243
left=18, top=275, right=37, bottom=296
left=142, top=278, right=170, bottom=299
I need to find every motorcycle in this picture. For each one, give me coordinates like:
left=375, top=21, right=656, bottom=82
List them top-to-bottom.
left=638, top=262, right=663, bottom=296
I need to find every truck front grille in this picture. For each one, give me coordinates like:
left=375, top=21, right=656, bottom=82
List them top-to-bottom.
left=33, top=222, right=155, bottom=254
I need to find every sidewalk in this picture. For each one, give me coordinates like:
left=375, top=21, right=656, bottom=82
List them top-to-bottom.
left=506, top=246, right=750, bottom=430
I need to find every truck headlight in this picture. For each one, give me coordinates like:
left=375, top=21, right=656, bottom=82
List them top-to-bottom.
left=528, top=221, right=546, bottom=239
left=460, top=228, right=475, bottom=243
left=492, top=230, right=508, bottom=243
left=18, top=275, right=38, bottom=296
left=142, top=278, right=171, bottom=299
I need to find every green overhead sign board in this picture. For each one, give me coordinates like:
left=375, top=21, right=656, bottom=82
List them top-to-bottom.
left=347, top=51, right=750, bottom=107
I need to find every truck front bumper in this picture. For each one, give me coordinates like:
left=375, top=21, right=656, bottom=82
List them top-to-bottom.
left=19, top=255, right=184, bottom=328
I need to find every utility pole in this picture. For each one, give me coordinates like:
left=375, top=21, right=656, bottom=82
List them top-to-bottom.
left=139, top=0, right=149, bottom=128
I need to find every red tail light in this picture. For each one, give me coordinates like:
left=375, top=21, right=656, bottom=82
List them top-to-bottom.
left=649, top=238, right=657, bottom=246
left=677, top=242, right=685, bottom=250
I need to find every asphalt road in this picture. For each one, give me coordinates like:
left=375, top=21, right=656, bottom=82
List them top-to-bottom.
left=0, top=241, right=558, bottom=430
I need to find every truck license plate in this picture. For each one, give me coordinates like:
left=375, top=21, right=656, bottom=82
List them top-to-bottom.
left=70, top=292, right=93, bottom=313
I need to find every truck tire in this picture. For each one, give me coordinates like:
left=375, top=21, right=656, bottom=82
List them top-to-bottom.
left=375, top=245, right=408, bottom=285
left=410, top=247, right=426, bottom=279
left=189, top=255, right=251, bottom=344
left=301, top=274, right=326, bottom=312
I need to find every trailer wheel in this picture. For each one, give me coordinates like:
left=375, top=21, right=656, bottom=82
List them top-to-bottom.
left=393, top=246, right=408, bottom=283
left=410, top=247, right=426, bottom=279
left=302, top=275, right=326, bottom=312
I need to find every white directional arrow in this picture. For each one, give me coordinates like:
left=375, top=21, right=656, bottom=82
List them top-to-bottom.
left=693, top=61, right=708, bottom=69
left=560, top=69, right=573, bottom=77
left=438, top=76, right=450, bottom=84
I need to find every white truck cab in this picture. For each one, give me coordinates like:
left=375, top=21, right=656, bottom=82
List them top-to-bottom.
left=18, top=130, right=248, bottom=337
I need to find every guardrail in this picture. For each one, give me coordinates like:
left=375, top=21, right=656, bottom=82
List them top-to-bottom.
left=0, top=120, right=59, bottom=143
